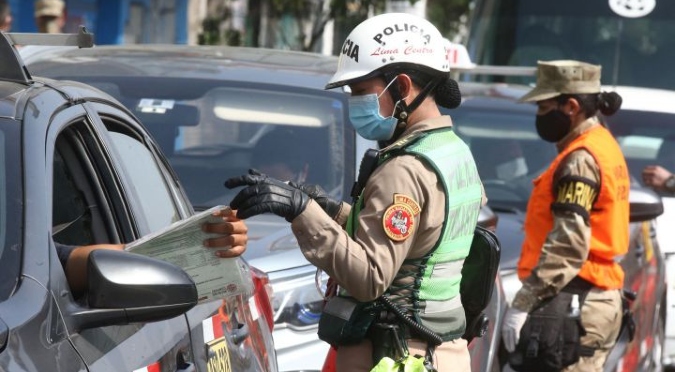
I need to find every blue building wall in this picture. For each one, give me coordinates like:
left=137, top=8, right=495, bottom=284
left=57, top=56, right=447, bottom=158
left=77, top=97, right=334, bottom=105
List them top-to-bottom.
left=10, top=0, right=188, bottom=45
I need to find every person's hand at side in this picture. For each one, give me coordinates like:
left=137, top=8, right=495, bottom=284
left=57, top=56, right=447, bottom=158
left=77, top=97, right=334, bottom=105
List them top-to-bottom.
left=642, top=165, right=674, bottom=190
left=224, top=170, right=310, bottom=222
left=202, top=207, right=248, bottom=258
left=501, top=306, right=529, bottom=353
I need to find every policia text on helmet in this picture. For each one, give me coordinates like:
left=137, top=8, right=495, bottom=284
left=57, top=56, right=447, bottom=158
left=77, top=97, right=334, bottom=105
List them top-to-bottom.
left=325, top=13, right=462, bottom=147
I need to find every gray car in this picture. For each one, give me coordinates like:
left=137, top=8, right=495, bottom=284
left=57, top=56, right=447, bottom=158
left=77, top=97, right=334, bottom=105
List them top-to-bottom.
left=3, top=34, right=277, bottom=371
left=24, top=43, right=507, bottom=372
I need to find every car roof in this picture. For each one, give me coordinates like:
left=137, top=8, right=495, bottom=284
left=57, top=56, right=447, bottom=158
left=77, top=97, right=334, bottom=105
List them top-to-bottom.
left=0, top=32, right=135, bottom=121
left=24, top=44, right=340, bottom=91
left=0, top=81, right=33, bottom=118
left=456, top=81, right=675, bottom=115
left=455, top=82, right=535, bottom=113
left=610, top=85, right=675, bottom=114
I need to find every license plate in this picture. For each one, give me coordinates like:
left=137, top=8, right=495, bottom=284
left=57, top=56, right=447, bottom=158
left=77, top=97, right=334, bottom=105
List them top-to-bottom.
left=206, top=337, right=232, bottom=372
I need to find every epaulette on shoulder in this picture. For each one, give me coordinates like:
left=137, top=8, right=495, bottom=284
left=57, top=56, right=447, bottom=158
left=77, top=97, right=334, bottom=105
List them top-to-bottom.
left=380, top=131, right=427, bottom=155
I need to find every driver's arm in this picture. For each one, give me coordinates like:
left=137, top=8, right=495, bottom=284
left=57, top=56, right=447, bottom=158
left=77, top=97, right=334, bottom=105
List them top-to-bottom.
left=511, top=149, right=599, bottom=312
left=55, top=243, right=125, bottom=296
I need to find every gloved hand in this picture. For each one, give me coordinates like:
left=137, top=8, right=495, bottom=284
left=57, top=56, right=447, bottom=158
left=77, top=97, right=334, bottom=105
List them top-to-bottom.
left=228, top=169, right=343, bottom=219
left=224, top=170, right=310, bottom=222
left=289, top=181, right=342, bottom=220
left=501, top=307, right=529, bottom=353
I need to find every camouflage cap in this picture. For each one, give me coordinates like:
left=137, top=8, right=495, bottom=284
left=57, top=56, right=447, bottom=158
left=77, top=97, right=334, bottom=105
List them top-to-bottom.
left=34, top=0, right=65, bottom=18
left=519, top=60, right=602, bottom=103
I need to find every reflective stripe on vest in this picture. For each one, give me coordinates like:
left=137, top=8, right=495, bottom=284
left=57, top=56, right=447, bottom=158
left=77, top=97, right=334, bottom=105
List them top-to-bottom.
left=518, top=125, right=629, bottom=290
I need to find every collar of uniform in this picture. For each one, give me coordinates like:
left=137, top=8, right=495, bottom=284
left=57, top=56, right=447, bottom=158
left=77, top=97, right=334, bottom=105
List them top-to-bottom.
left=399, top=115, right=453, bottom=138
left=380, top=116, right=453, bottom=154
left=556, top=116, right=600, bottom=152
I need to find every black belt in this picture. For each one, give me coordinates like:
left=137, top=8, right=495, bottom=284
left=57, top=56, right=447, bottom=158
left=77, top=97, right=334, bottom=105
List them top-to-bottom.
left=579, top=345, right=596, bottom=357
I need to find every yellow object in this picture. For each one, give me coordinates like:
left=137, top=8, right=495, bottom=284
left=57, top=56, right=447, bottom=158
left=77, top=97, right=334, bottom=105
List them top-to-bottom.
left=206, top=337, right=232, bottom=372
left=370, top=354, right=428, bottom=372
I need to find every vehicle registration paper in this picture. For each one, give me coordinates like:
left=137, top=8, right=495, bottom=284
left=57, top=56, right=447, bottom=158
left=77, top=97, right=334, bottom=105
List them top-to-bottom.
left=125, top=206, right=252, bottom=303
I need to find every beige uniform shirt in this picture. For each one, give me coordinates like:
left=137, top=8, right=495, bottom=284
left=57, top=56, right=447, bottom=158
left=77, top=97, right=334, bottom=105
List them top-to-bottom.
left=291, top=115, right=480, bottom=302
left=512, top=118, right=601, bottom=312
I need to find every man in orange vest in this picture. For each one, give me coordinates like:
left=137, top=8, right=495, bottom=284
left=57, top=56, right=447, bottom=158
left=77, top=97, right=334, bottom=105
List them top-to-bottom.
left=502, top=60, right=629, bottom=371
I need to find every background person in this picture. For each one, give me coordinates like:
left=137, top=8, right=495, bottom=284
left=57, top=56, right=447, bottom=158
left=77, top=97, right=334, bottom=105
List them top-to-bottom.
left=0, top=0, right=12, bottom=31
left=34, top=0, right=65, bottom=33
left=225, top=12, right=482, bottom=372
left=502, top=60, right=628, bottom=372
left=252, top=128, right=311, bottom=184
left=642, top=138, right=675, bottom=192
left=642, top=165, right=675, bottom=192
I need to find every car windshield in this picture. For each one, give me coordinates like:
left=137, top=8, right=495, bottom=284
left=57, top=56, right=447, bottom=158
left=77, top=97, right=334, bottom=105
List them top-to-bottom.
left=468, top=0, right=675, bottom=89
left=47, top=75, right=351, bottom=242
left=446, top=99, right=557, bottom=212
left=447, top=99, right=664, bottom=207
left=607, top=109, right=675, bottom=195
left=0, top=120, right=21, bottom=300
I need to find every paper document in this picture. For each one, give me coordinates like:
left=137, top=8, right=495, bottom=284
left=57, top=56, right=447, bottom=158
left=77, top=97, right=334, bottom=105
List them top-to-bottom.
left=125, top=206, right=252, bottom=303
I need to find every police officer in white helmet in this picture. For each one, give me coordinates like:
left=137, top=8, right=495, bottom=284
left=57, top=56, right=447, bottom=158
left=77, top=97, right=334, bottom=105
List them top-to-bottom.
left=225, top=12, right=484, bottom=372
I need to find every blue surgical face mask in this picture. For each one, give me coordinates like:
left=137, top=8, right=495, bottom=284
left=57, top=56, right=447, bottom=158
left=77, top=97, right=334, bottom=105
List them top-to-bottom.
left=347, top=78, right=401, bottom=141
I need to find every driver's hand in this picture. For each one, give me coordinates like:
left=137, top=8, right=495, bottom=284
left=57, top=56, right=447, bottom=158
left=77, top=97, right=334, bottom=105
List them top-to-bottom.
left=642, top=165, right=672, bottom=190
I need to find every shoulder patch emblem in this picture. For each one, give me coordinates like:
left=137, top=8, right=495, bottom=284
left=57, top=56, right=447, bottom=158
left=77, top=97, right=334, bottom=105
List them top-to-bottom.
left=382, top=194, right=421, bottom=242
left=394, top=194, right=421, bottom=215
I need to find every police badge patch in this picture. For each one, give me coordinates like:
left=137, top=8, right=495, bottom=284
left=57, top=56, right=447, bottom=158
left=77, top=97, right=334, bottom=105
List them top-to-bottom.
left=382, top=194, right=421, bottom=241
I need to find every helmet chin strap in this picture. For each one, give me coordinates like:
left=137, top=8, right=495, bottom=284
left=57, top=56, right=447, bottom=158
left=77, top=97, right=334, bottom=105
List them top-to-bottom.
left=380, top=73, right=443, bottom=147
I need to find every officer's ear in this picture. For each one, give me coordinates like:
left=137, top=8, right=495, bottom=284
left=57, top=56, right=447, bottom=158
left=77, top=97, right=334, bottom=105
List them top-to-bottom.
left=395, top=74, right=413, bottom=101
left=561, top=97, right=581, bottom=117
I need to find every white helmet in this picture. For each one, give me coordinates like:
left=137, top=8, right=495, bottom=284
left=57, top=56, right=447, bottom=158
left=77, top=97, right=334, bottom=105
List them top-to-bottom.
left=326, top=12, right=450, bottom=90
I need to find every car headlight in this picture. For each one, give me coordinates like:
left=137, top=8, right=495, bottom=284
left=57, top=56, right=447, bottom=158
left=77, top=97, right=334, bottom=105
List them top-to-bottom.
left=500, top=268, right=522, bottom=306
left=271, top=270, right=327, bottom=330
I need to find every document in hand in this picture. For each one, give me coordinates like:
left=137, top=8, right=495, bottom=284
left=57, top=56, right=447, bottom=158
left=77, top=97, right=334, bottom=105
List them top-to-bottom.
left=124, top=206, right=252, bottom=303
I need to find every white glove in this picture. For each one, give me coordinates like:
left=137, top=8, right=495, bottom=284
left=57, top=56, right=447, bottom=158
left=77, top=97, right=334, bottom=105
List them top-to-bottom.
left=502, top=307, right=529, bottom=353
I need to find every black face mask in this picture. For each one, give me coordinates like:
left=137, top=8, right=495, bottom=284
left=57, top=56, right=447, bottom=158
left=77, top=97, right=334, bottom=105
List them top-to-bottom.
left=535, top=109, right=572, bottom=143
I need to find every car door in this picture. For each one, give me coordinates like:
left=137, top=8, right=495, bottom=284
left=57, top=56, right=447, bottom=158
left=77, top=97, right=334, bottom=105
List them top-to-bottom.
left=86, top=102, right=277, bottom=372
left=47, top=104, right=197, bottom=371
left=0, top=111, right=89, bottom=372
left=608, top=218, right=664, bottom=371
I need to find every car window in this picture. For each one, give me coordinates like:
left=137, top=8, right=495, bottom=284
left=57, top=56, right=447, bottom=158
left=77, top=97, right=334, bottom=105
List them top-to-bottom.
left=38, top=76, right=350, bottom=211
left=169, top=86, right=346, bottom=208
left=448, top=104, right=557, bottom=210
left=606, top=109, right=675, bottom=191
left=49, top=118, right=156, bottom=365
left=103, top=119, right=180, bottom=233
left=0, top=120, right=20, bottom=300
left=52, top=121, right=120, bottom=246
left=52, top=144, right=96, bottom=246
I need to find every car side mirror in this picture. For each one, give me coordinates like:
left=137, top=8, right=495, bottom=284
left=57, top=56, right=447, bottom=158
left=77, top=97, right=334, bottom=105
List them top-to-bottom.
left=629, top=187, right=664, bottom=223
left=70, top=249, right=198, bottom=331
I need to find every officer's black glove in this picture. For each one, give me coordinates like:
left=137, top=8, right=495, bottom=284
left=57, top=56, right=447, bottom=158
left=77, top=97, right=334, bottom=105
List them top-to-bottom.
left=228, top=169, right=343, bottom=220
left=224, top=170, right=310, bottom=222
left=288, top=182, right=342, bottom=220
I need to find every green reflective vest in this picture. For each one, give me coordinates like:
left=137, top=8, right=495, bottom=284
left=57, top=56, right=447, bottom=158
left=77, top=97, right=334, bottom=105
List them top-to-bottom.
left=346, top=127, right=482, bottom=340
